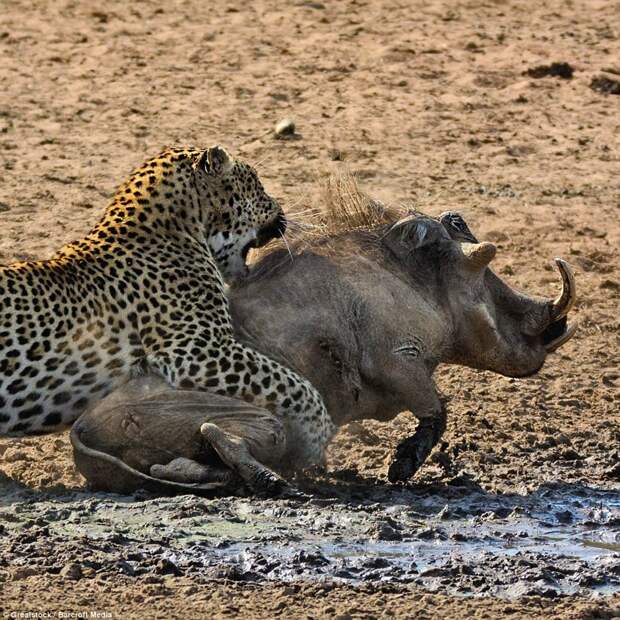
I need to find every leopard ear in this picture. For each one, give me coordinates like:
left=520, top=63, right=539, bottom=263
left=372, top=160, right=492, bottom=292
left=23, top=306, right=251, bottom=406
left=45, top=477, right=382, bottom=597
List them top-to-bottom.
left=199, top=145, right=234, bottom=177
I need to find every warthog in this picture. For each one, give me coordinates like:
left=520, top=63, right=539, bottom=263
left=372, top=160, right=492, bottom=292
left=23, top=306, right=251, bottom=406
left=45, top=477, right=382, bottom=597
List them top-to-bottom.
left=71, top=178, right=577, bottom=494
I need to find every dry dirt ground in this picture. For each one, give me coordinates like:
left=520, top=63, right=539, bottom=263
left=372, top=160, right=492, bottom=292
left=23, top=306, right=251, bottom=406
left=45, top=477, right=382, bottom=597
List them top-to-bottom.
left=0, top=0, right=619, bottom=617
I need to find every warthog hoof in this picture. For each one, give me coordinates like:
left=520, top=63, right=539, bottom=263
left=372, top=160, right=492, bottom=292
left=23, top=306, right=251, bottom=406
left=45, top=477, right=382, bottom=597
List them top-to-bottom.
left=388, top=412, right=448, bottom=483
left=388, top=455, right=423, bottom=483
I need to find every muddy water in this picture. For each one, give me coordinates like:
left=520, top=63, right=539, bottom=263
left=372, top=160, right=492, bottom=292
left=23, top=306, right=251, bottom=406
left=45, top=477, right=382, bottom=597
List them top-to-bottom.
left=1, top=478, right=618, bottom=598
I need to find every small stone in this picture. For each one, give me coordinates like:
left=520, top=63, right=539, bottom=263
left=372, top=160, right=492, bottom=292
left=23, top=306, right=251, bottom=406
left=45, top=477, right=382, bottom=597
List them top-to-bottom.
left=91, top=11, right=109, bottom=23
left=524, top=62, right=574, bottom=80
left=590, top=76, right=620, bottom=95
left=274, top=118, right=296, bottom=138
left=328, top=147, right=344, bottom=161
left=486, top=230, right=509, bottom=242
left=600, top=279, right=620, bottom=291
left=559, top=447, right=581, bottom=461
left=3, top=448, right=27, bottom=463
left=604, top=462, right=620, bottom=481
left=437, top=505, right=452, bottom=520
left=555, top=510, right=573, bottom=524
left=366, top=518, right=403, bottom=541
left=416, top=527, right=446, bottom=540
left=156, top=558, right=182, bottom=576
left=116, top=560, right=136, bottom=576
left=60, top=562, right=83, bottom=581
left=11, top=566, right=39, bottom=580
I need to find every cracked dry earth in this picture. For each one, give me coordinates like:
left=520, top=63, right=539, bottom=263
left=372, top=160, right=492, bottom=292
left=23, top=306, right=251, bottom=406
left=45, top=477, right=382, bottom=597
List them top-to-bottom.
left=0, top=0, right=619, bottom=618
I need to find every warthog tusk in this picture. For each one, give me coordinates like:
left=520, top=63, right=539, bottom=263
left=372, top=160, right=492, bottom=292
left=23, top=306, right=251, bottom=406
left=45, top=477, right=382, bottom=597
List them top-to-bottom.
left=461, top=242, right=497, bottom=270
left=550, top=258, right=576, bottom=321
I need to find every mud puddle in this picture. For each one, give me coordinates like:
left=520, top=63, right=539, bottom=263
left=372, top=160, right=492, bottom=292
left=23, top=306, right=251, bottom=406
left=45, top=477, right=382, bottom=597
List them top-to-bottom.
left=1, top=478, right=618, bottom=598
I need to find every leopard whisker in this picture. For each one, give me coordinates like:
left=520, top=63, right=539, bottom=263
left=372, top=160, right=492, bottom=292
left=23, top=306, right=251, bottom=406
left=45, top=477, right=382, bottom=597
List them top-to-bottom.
left=279, top=231, right=294, bottom=264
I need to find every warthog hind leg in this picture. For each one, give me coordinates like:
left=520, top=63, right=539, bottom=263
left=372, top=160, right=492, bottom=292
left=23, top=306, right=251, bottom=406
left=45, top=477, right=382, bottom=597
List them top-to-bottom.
left=71, top=375, right=289, bottom=496
left=200, top=423, right=286, bottom=495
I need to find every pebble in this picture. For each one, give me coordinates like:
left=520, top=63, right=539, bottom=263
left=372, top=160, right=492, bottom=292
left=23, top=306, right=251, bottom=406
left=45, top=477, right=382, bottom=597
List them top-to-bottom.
left=274, top=118, right=296, bottom=138
left=486, top=230, right=509, bottom=242
left=600, top=279, right=620, bottom=291
left=3, top=448, right=27, bottom=463
left=559, top=448, right=582, bottom=461
left=604, top=462, right=620, bottom=481
left=555, top=510, right=573, bottom=524
left=367, top=518, right=403, bottom=541
left=156, top=558, right=182, bottom=576
left=60, top=562, right=83, bottom=581
left=10, top=566, right=39, bottom=580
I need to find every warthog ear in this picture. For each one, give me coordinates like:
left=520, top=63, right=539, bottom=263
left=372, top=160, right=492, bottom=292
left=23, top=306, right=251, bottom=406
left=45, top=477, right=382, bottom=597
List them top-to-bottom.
left=199, top=145, right=234, bottom=177
left=385, top=214, right=448, bottom=252
left=460, top=242, right=497, bottom=270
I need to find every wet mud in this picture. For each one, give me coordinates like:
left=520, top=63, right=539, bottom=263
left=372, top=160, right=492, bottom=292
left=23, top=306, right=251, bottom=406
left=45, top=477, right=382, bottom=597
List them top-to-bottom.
left=1, top=474, right=618, bottom=599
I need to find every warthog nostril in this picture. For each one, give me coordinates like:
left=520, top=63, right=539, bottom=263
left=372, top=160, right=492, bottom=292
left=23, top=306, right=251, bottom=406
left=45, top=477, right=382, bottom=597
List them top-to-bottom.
left=541, top=315, right=578, bottom=352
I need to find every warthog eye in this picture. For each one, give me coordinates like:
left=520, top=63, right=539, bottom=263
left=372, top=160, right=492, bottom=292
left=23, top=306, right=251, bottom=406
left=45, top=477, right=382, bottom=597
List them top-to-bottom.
left=393, top=336, right=423, bottom=357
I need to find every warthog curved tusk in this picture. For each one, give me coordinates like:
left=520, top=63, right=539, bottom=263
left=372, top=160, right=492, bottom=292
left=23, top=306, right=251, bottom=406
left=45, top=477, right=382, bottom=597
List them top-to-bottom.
left=550, top=258, right=576, bottom=321
left=545, top=322, right=579, bottom=352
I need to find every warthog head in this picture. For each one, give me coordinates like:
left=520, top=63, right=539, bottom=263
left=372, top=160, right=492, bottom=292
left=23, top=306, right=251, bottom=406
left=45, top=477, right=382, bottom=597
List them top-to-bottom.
left=231, top=181, right=579, bottom=439
left=384, top=210, right=576, bottom=377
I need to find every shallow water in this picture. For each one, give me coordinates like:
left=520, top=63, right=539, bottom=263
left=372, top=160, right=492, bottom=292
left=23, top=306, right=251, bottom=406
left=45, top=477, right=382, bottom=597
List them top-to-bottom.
left=1, top=478, right=618, bottom=598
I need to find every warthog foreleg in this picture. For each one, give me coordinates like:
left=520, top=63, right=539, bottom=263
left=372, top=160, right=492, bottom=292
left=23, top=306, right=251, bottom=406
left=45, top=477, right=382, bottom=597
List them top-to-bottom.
left=371, top=355, right=447, bottom=483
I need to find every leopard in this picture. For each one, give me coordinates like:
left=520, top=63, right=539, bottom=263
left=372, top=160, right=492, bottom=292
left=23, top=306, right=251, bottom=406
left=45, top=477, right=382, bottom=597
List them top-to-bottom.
left=0, top=145, right=335, bottom=487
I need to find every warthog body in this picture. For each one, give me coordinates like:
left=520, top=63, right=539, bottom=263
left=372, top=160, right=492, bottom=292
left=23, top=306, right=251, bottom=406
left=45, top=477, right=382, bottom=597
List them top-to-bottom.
left=72, top=182, right=577, bottom=494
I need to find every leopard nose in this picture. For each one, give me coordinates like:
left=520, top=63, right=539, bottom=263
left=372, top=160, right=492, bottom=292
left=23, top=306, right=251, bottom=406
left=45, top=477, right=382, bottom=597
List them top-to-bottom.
left=255, top=213, right=287, bottom=247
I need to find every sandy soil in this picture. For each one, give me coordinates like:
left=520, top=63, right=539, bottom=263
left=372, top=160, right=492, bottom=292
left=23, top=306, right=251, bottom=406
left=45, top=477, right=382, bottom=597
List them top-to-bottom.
left=0, top=0, right=619, bottom=617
